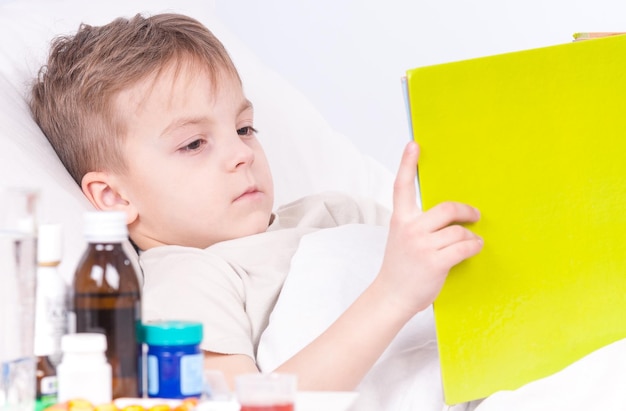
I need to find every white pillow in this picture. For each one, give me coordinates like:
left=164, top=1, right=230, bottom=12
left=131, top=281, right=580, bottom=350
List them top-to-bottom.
left=0, top=0, right=394, bottom=283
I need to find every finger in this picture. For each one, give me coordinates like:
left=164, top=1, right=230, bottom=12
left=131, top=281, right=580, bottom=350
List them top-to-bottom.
left=392, top=141, right=420, bottom=216
left=420, top=201, right=480, bottom=233
left=429, top=224, right=482, bottom=250
left=437, top=237, right=484, bottom=268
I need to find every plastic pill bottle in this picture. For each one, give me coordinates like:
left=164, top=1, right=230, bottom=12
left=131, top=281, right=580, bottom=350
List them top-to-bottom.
left=143, top=320, right=203, bottom=399
left=57, top=333, right=112, bottom=405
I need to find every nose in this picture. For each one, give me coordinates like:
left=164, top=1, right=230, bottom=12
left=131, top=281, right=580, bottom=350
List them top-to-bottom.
left=224, top=133, right=255, bottom=171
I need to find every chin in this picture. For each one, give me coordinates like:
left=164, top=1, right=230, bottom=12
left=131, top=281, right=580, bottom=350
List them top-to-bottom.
left=245, top=212, right=273, bottom=235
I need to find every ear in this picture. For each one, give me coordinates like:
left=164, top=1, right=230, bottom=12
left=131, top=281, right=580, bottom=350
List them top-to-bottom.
left=81, top=171, right=139, bottom=225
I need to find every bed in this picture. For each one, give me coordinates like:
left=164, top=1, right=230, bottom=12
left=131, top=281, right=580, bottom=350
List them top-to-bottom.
left=2, top=1, right=625, bottom=410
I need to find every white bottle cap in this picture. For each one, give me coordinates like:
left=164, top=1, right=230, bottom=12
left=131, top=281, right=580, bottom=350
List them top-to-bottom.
left=83, top=211, right=128, bottom=243
left=37, top=223, right=63, bottom=264
left=61, top=333, right=107, bottom=353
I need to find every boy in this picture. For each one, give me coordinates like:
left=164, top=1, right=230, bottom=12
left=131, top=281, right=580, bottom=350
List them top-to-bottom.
left=29, top=13, right=483, bottom=390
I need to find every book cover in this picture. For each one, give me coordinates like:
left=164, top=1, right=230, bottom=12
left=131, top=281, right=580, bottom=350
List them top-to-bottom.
left=405, top=34, right=626, bottom=404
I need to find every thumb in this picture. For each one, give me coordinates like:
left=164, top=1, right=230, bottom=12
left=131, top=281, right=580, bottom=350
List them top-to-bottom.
left=392, top=141, right=420, bottom=216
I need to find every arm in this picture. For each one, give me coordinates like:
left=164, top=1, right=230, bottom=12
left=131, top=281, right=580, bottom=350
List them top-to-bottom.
left=204, top=141, right=483, bottom=390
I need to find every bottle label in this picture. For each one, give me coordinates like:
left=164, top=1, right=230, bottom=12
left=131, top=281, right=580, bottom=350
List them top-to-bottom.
left=34, top=292, right=68, bottom=359
left=66, top=311, right=76, bottom=334
left=146, top=352, right=202, bottom=397
left=180, top=353, right=203, bottom=396
left=147, top=355, right=159, bottom=395
left=39, top=375, right=58, bottom=395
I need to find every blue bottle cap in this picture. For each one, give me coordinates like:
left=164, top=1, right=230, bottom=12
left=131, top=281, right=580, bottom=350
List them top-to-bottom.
left=142, top=320, right=203, bottom=346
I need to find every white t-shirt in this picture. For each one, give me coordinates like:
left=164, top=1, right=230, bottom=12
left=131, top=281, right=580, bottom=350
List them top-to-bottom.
left=140, top=192, right=390, bottom=360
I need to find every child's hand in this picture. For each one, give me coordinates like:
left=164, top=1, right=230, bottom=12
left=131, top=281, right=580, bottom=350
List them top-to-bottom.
left=378, top=141, right=483, bottom=318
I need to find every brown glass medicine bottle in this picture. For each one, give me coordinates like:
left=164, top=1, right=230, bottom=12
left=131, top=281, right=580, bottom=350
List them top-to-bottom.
left=71, top=211, right=141, bottom=399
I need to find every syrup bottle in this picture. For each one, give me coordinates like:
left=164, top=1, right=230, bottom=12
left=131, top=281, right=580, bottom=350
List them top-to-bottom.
left=71, top=211, right=141, bottom=398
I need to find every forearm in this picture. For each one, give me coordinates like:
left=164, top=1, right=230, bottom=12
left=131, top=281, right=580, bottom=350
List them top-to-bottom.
left=274, top=276, right=413, bottom=391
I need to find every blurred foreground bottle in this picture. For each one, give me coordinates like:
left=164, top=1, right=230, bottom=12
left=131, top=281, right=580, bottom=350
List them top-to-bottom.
left=1, top=187, right=39, bottom=411
left=71, top=211, right=141, bottom=398
left=34, top=223, right=68, bottom=410
left=57, top=333, right=112, bottom=405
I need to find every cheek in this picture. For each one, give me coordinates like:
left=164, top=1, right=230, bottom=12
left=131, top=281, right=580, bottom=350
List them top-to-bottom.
left=253, top=146, right=273, bottom=180
left=262, top=158, right=275, bottom=195
left=122, top=161, right=173, bottom=210
left=263, top=165, right=274, bottom=195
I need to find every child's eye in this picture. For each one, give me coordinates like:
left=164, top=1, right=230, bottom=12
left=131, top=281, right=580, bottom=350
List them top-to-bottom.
left=237, top=126, right=257, bottom=137
left=179, top=139, right=206, bottom=152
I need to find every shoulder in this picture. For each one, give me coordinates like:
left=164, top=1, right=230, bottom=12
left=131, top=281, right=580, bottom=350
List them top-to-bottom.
left=139, top=245, right=244, bottom=294
left=139, top=245, right=255, bottom=358
left=140, top=245, right=247, bottom=323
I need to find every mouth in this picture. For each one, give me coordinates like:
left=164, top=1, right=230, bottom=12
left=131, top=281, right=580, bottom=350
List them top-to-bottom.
left=234, top=186, right=262, bottom=202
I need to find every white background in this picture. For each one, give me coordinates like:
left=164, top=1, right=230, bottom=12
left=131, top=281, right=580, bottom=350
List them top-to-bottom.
left=214, top=0, right=625, bottom=172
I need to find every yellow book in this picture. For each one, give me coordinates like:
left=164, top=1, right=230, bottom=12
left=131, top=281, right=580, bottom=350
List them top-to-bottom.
left=404, top=34, right=626, bottom=404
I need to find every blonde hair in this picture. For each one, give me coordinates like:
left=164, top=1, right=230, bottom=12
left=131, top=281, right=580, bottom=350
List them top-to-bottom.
left=30, top=13, right=240, bottom=185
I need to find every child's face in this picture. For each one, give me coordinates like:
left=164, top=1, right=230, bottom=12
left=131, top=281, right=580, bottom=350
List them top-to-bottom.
left=112, top=63, right=274, bottom=249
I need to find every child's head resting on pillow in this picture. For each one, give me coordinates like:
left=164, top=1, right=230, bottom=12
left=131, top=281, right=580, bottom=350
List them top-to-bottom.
left=30, top=13, right=275, bottom=251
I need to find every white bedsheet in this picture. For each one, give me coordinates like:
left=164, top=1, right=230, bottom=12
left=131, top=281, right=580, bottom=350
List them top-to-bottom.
left=257, top=224, right=626, bottom=411
left=257, top=224, right=450, bottom=410
left=474, top=337, right=626, bottom=411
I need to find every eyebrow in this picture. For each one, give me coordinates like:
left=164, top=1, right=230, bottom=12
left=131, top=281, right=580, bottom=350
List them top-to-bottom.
left=159, top=99, right=254, bottom=138
left=240, top=99, right=254, bottom=114
left=159, top=116, right=207, bottom=138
